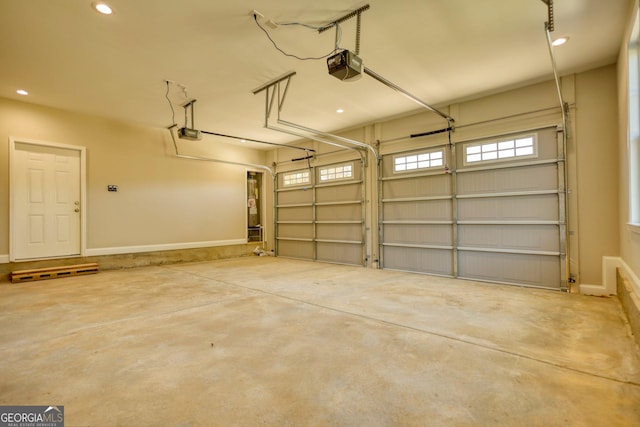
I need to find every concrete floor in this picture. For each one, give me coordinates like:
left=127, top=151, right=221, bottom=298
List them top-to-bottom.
left=1, top=257, right=639, bottom=426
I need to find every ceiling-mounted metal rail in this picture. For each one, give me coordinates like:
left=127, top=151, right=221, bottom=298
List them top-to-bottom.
left=540, top=0, right=555, bottom=31
left=541, top=0, right=567, bottom=128
left=318, top=4, right=370, bottom=33
left=544, top=27, right=567, bottom=128
left=363, top=67, right=455, bottom=125
left=252, top=71, right=377, bottom=162
left=252, top=71, right=297, bottom=95
left=165, top=80, right=309, bottom=152
left=278, top=120, right=370, bottom=151
left=268, top=124, right=364, bottom=161
left=167, top=125, right=274, bottom=175
left=199, top=130, right=314, bottom=152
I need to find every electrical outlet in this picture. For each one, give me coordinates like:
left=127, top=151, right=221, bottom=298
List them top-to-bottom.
left=249, top=9, right=264, bottom=19
left=107, top=185, right=118, bottom=192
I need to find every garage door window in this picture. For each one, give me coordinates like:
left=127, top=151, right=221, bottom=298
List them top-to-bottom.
left=465, top=134, right=537, bottom=165
left=394, top=150, right=444, bottom=173
left=319, top=162, right=353, bottom=182
left=283, top=170, right=310, bottom=187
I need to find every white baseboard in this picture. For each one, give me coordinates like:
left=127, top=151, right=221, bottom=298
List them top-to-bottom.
left=84, top=239, right=248, bottom=257
left=0, top=254, right=9, bottom=264
left=579, top=256, right=640, bottom=297
left=579, top=256, right=620, bottom=296
left=579, top=283, right=612, bottom=296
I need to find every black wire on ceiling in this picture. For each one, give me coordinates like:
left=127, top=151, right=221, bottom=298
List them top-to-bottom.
left=253, top=14, right=341, bottom=61
left=165, top=81, right=176, bottom=126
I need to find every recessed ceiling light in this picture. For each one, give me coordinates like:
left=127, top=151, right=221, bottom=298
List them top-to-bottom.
left=92, top=2, right=113, bottom=15
left=552, top=36, right=569, bottom=47
left=16, top=89, right=28, bottom=96
left=336, top=108, right=344, bottom=114
left=240, top=139, right=246, bottom=143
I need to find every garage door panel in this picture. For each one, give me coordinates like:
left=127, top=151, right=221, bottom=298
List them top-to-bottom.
left=276, top=163, right=365, bottom=266
left=457, top=163, right=558, bottom=195
left=382, top=174, right=451, bottom=199
left=316, top=183, right=362, bottom=203
left=278, top=190, right=312, bottom=205
left=458, top=194, right=558, bottom=221
left=384, top=200, right=452, bottom=221
left=316, top=204, right=362, bottom=221
left=278, top=206, right=313, bottom=221
left=278, top=223, right=314, bottom=239
left=317, top=223, right=362, bottom=241
left=383, top=224, right=453, bottom=246
left=458, top=224, right=559, bottom=252
left=278, top=240, right=314, bottom=260
left=317, top=242, right=361, bottom=264
left=383, top=246, right=453, bottom=276
left=458, top=251, right=561, bottom=289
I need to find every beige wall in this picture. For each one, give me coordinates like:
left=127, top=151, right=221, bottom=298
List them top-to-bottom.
left=618, top=0, right=640, bottom=285
left=1, top=58, right=625, bottom=288
left=575, top=65, right=620, bottom=284
left=0, top=97, right=267, bottom=257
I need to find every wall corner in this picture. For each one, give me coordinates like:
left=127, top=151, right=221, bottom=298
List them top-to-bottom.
left=579, top=256, right=621, bottom=296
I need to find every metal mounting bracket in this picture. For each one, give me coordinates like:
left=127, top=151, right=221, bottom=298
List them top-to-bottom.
left=540, top=0, right=555, bottom=31
left=252, top=71, right=379, bottom=163
left=252, top=71, right=296, bottom=125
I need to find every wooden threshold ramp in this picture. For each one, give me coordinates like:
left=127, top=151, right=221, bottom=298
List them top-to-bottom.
left=10, top=263, right=99, bottom=283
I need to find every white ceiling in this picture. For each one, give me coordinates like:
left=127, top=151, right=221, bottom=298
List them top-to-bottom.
left=0, top=0, right=630, bottom=148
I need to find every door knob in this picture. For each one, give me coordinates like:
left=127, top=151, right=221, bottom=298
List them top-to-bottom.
left=74, top=208, right=80, bottom=213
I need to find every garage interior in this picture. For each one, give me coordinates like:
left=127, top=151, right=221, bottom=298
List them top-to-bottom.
left=1, top=0, right=640, bottom=425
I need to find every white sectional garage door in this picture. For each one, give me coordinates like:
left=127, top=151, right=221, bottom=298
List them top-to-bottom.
left=380, top=126, right=566, bottom=290
left=380, top=145, right=455, bottom=276
left=276, top=160, right=365, bottom=266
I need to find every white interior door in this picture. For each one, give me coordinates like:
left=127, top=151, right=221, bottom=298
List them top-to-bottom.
left=12, top=141, right=82, bottom=260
